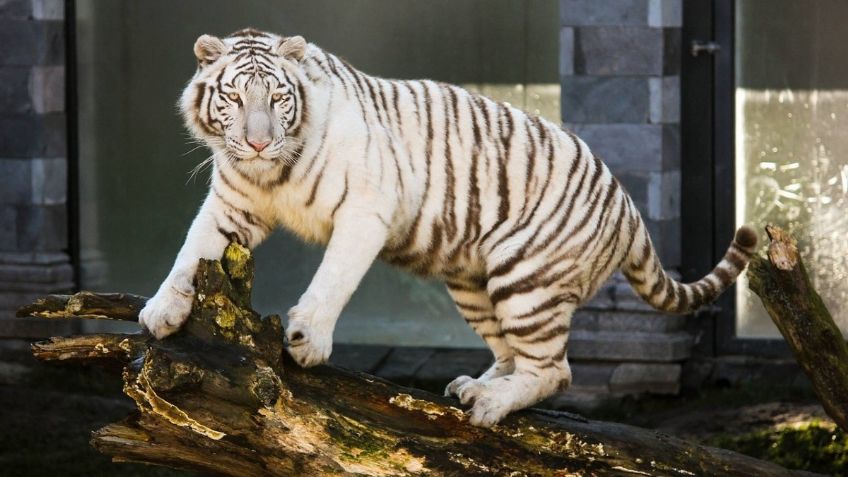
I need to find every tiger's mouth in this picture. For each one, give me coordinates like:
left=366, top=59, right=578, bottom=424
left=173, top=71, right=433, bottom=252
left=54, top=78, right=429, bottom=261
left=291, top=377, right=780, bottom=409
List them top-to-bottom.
left=222, top=139, right=297, bottom=168
left=228, top=148, right=279, bottom=163
left=229, top=153, right=289, bottom=172
left=239, top=155, right=273, bottom=162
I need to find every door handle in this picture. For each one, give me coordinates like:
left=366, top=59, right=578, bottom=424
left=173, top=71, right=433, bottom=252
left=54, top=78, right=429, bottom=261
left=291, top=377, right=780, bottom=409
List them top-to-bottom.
left=691, top=40, right=721, bottom=57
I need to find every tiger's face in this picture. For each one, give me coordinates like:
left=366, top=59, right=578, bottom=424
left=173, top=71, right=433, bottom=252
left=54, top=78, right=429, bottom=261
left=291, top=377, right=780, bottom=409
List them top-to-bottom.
left=181, top=29, right=308, bottom=172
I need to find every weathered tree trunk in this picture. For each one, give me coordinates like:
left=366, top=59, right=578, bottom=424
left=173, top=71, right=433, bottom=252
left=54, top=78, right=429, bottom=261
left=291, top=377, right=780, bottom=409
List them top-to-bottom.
left=747, top=224, right=848, bottom=433
left=22, top=243, right=808, bottom=476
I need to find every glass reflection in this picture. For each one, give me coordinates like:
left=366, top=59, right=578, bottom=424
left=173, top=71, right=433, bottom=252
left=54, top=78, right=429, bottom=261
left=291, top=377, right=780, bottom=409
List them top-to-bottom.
left=75, top=0, right=561, bottom=346
left=735, top=0, right=848, bottom=337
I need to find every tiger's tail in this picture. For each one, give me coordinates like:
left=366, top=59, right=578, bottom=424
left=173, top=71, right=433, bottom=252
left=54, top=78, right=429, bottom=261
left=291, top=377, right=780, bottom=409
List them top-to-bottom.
left=622, top=220, right=758, bottom=314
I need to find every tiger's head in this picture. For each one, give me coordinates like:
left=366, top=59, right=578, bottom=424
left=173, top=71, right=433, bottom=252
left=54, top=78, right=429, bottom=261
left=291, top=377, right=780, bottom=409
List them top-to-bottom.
left=180, top=28, right=308, bottom=174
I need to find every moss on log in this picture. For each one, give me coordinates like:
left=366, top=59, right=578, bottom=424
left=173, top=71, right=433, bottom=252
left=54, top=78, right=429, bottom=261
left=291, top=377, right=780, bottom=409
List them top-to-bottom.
left=748, top=224, right=848, bottom=433
left=22, top=243, right=810, bottom=476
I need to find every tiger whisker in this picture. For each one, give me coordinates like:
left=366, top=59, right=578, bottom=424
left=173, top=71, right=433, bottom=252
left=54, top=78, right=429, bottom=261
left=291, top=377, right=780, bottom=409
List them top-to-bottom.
left=185, top=150, right=222, bottom=184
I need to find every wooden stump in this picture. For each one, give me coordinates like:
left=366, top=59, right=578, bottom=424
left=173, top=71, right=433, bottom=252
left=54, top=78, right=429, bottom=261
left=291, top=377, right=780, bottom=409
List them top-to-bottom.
left=747, top=224, right=848, bottom=433
left=21, top=243, right=810, bottom=476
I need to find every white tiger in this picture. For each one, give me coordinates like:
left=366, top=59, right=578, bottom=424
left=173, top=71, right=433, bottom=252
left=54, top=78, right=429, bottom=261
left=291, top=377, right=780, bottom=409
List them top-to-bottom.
left=139, top=28, right=758, bottom=427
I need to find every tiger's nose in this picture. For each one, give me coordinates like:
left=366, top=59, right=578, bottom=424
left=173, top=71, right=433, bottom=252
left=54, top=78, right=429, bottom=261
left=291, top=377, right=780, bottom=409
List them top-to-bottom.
left=247, top=139, right=270, bottom=152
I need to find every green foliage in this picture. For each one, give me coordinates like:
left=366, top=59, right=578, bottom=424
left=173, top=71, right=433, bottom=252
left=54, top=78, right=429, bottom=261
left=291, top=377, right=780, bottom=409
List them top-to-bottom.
left=708, top=420, right=848, bottom=476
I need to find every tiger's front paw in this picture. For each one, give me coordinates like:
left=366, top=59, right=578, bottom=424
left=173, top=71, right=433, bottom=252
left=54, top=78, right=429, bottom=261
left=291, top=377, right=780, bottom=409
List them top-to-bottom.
left=139, top=285, right=194, bottom=339
left=285, top=296, right=334, bottom=367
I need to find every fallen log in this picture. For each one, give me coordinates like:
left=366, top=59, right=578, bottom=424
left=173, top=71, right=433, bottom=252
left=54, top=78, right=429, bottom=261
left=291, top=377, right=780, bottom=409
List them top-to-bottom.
left=747, top=224, right=848, bottom=433
left=21, top=243, right=809, bottom=476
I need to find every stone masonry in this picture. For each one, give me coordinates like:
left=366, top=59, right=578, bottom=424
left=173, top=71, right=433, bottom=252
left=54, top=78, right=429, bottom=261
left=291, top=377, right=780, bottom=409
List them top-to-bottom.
left=0, top=0, right=75, bottom=338
left=556, top=0, right=687, bottom=405
left=561, top=0, right=681, bottom=266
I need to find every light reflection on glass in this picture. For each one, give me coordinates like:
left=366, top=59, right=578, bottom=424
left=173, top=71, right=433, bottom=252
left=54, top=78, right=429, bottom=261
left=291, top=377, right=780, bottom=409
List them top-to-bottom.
left=734, top=0, right=848, bottom=339
left=461, top=83, right=561, bottom=123
left=736, top=89, right=848, bottom=338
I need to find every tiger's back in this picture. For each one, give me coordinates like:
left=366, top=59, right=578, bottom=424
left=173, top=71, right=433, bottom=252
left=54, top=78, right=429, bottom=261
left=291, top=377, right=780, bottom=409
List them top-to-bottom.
left=326, top=77, right=615, bottom=291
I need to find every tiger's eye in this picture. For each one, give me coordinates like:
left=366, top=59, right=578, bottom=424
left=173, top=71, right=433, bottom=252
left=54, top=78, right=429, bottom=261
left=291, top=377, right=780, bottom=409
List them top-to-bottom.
left=227, top=92, right=240, bottom=102
left=271, top=93, right=283, bottom=102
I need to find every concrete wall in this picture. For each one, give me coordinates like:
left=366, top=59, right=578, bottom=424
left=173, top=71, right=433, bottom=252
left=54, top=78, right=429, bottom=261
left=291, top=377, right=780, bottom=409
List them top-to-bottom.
left=0, top=0, right=74, bottom=337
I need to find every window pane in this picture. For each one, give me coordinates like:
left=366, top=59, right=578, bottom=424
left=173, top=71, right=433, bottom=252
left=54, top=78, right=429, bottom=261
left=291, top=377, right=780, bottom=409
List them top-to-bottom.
left=75, top=0, right=560, bottom=346
left=735, top=0, right=848, bottom=338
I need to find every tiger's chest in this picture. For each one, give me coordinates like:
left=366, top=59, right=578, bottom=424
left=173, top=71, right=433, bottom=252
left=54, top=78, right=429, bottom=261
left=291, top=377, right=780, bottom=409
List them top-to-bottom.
left=272, top=189, right=335, bottom=246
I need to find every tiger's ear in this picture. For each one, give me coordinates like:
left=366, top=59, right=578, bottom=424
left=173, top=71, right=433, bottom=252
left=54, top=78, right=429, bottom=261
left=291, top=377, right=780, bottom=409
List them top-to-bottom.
left=194, top=34, right=227, bottom=65
left=277, top=35, right=307, bottom=62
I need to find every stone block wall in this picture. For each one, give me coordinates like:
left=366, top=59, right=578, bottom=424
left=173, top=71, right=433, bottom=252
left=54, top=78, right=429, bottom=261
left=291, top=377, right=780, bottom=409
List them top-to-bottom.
left=0, top=0, right=74, bottom=336
left=557, top=0, right=687, bottom=405
left=561, top=0, right=681, bottom=266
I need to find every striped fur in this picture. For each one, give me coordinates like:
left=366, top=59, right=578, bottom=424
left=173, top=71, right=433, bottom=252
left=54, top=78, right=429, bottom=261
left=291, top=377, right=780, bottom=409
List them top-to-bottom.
left=139, top=29, right=758, bottom=428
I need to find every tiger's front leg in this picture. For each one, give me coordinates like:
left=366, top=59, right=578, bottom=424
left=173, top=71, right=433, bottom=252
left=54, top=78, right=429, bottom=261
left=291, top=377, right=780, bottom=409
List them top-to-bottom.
left=139, top=178, right=272, bottom=339
left=285, top=208, right=390, bottom=367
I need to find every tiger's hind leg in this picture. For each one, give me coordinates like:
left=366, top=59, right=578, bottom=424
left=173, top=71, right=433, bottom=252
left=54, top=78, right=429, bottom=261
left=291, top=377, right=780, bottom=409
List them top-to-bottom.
left=443, top=279, right=515, bottom=397
left=454, top=281, right=575, bottom=427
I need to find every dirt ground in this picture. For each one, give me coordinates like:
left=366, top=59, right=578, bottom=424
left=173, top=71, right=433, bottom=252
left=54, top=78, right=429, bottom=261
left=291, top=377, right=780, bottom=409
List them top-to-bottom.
left=1, top=351, right=844, bottom=477
left=583, top=385, right=846, bottom=476
left=639, top=400, right=830, bottom=441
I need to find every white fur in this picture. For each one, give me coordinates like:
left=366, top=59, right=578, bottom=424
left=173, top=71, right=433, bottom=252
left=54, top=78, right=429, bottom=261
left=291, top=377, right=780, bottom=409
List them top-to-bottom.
left=140, top=30, right=753, bottom=427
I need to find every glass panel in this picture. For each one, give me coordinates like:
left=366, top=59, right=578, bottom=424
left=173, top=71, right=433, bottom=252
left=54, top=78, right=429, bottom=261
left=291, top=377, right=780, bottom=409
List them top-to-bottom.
left=75, top=0, right=560, bottom=346
left=735, top=0, right=848, bottom=338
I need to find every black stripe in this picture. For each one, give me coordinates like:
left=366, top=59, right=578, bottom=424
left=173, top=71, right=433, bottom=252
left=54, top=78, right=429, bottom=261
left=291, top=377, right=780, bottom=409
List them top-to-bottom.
left=441, top=86, right=457, bottom=240
left=460, top=95, right=483, bottom=254
left=478, top=105, right=514, bottom=245
left=489, top=119, right=555, bottom=256
left=489, top=132, right=584, bottom=279
left=305, top=161, right=328, bottom=207
left=216, top=168, right=250, bottom=200
left=330, top=173, right=349, bottom=219
left=211, top=186, right=270, bottom=232
left=216, top=224, right=241, bottom=245
left=724, top=248, right=747, bottom=270
left=674, top=286, right=690, bottom=313
left=513, top=294, right=575, bottom=321
left=454, top=301, right=489, bottom=313
left=464, top=315, right=497, bottom=324
left=504, top=319, right=561, bottom=338
left=523, top=325, right=570, bottom=345
left=512, top=348, right=548, bottom=361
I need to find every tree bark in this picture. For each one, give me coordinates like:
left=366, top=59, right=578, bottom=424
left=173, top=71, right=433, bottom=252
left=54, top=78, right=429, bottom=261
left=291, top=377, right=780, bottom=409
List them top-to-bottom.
left=747, top=224, right=848, bottom=433
left=22, top=243, right=809, bottom=476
